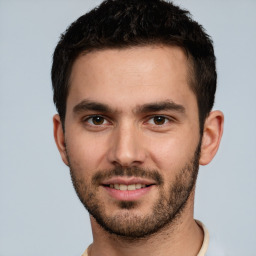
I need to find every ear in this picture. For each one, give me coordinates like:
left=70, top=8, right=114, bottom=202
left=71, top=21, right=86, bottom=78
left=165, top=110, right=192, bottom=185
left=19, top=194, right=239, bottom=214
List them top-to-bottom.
left=199, top=110, right=224, bottom=165
left=53, top=114, right=69, bottom=166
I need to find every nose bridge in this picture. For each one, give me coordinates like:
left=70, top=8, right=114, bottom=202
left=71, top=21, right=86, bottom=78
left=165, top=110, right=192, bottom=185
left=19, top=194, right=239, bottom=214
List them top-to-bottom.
left=108, top=120, right=145, bottom=167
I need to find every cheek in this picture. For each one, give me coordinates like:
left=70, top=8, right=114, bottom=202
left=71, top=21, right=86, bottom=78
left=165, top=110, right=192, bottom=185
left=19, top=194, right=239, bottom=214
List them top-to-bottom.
left=65, top=131, right=109, bottom=175
left=146, top=132, right=198, bottom=174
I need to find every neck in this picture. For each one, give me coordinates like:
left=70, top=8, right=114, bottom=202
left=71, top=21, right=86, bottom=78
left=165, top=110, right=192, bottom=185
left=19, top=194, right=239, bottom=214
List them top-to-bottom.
left=88, top=191, right=203, bottom=256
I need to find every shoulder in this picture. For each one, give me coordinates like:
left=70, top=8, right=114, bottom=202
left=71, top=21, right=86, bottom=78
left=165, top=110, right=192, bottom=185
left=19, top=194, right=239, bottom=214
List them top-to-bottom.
left=196, top=220, right=227, bottom=256
left=207, top=233, right=227, bottom=256
left=81, top=248, right=88, bottom=256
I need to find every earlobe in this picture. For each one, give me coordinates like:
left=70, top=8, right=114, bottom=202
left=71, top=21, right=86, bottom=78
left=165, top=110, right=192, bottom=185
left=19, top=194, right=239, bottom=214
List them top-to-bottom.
left=199, top=110, right=224, bottom=165
left=53, top=114, right=69, bottom=166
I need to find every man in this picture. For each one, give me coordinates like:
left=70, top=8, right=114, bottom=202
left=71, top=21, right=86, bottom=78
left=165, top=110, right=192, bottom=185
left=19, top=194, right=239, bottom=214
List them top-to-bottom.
left=52, top=0, right=224, bottom=255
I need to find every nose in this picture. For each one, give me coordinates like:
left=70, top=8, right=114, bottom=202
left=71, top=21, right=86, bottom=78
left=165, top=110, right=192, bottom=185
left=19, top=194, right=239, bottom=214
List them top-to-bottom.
left=107, top=123, right=146, bottom=167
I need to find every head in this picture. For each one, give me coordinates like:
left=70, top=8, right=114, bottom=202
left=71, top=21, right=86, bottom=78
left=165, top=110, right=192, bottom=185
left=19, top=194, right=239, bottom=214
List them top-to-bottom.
left=52, top=0, right=223, bottom=239
left=52, top=0, right=217, bottom=134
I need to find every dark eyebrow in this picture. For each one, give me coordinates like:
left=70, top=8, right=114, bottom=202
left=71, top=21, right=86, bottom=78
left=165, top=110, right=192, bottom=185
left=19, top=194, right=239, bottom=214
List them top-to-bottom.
left=73, top=99, right=112, bottom=114
left=73, top=99, right=185, bottom=115
left=136, top=100, right=185, bottom=114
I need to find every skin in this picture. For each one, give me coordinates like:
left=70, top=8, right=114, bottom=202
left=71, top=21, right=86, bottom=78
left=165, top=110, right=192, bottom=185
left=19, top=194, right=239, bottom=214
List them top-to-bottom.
left=53, top=45, right=224, bottom=256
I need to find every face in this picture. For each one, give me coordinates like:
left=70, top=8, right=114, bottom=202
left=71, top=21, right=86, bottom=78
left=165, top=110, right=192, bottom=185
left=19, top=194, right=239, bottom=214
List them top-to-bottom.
left=59, top=46, right=202, bottom=238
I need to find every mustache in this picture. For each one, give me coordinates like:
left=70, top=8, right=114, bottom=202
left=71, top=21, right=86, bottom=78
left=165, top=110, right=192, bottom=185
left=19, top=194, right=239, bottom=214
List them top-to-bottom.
left=92, top=166, right=164, bottom=185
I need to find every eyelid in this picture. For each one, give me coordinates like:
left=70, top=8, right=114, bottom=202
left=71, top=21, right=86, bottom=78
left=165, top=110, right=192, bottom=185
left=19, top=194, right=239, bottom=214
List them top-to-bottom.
left=82, top=114, right=176, bottom=127
left=83, top=114, right=111, bottom=126
left=145, top=115, right=175, bottom=125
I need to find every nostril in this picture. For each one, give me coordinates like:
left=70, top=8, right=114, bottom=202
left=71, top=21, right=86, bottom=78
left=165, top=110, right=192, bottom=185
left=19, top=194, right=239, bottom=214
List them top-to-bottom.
left=107, top=135, right=147, bottom=167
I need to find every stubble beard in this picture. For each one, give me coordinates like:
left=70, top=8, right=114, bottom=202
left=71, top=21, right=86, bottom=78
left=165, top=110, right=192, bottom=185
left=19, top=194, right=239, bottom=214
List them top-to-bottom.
left=68, top=142, right=201, bottom=239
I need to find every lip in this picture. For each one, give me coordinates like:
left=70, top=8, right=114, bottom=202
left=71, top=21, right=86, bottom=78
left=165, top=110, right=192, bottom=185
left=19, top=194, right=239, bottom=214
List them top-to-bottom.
left=101, top=176, right=156, bottom=201
left=101, top=176, right=156, bottom=186
left=103, top=185, right=154, bottom=201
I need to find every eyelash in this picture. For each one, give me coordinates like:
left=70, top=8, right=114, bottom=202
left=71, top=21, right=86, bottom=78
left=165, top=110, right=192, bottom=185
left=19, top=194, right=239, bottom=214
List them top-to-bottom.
left=83, top=115, right=174, bottom=127
left=84, top=115, right=110, bottom=126
left=147, top=116, right=171, bottom=126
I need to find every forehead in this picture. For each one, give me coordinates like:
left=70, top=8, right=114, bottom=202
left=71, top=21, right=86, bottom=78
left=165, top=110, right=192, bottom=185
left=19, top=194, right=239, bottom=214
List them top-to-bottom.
left=67, top=45, right=195, bottom=112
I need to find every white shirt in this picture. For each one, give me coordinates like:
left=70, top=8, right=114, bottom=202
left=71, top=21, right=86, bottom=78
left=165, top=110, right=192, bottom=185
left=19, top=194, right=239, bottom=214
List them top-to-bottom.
left=82, top=220, right=226, bottom=256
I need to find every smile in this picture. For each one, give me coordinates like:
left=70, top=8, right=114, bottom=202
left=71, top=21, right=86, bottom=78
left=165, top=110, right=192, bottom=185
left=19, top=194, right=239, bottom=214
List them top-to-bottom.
left=101, top=177, right=156, bottom=200
left=105, top=184, right=149, bottom=190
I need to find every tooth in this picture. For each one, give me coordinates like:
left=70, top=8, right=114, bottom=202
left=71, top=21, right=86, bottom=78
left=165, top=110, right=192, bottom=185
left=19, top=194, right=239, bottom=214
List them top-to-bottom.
left=112, top=183, right=146, bottom=190
left=114, top=184, right=120, bottom=190
left=119, top=184, right=128, bottom=190
left=128, top=184, right=136, bottom=190
left=135, top=184, right=142, bottom=189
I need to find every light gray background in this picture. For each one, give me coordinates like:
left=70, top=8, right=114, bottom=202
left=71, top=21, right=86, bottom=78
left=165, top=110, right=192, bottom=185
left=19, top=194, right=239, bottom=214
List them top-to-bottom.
left=0, top=0, right=255, bottom=255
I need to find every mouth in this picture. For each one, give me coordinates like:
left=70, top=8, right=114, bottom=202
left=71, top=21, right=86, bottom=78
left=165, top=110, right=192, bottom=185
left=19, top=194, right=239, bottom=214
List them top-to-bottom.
left=101, top=177, right=156, bottom=201
left=103, top=183, right=152, bottom=191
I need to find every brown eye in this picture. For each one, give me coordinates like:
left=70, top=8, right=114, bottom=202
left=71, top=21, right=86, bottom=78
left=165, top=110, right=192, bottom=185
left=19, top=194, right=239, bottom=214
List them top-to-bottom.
left=88, top=116, right=106, bottom=125
left=153, top=116, right=166, bottom=125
